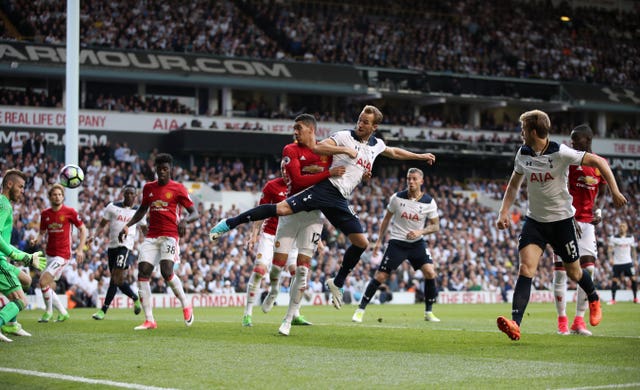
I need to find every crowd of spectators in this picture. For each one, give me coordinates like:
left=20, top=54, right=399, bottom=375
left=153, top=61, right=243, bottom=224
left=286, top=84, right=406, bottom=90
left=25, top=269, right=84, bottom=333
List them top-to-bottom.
left=2, top=0, right=638, bottom=87
left=0, top=87, right=61, bottom=108
left=2, top=88, right=638, bottom=141
left=85, top=93, right=195, bottom=115
left=3, top=137, right=639, bottom=308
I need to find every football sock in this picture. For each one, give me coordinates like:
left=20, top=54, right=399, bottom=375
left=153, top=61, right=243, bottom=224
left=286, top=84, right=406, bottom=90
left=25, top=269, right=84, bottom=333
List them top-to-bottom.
left=227, top=204, right=277, bottom=229
left=334, top=245, right=366, bottom=287
left=269, top=264, right=283, bottom=294
left=284, top=266, right=308, bottom=322
left=575, top=266, right=594, bottom=317
left=553, top=270, right=567, bottom=317
left=576, top=270, right=598, bottom=302
left=245, top=271, right=263, bottom=316
left=167, top=274, right=188, bottom=307
left=511, top=275, right=532, bottom=326
left=425, top=278, right=437, bottom=312
left=138, top=279, right=154, bottom=321
left=359, top=279, right=381, bottom=310
left=632, top=280, right=637, bottom=299
left=611, top=281, right=618, bottom=300
left=119, top=282, right=137, bottom=301
left=102, top=283, right=118, bottom=313
left=42, top=286, right=53, bottom=314
left=51, top=291, right=68, bottom=316
left=0, top=300, right=23, bottom=327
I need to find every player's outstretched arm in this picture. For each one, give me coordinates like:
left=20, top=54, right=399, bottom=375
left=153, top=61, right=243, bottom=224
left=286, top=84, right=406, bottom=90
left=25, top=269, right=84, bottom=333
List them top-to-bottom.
left=313, top=138, right=357, bottom=158
left=381, top=146, right=435, bottom=165
left=582, top=153, right=627, bottom=208
left=496, top=171, right=524, bottom=230
left=374, top=211, right=394, bottom=253
left=76, top=224, right=88, bottom=264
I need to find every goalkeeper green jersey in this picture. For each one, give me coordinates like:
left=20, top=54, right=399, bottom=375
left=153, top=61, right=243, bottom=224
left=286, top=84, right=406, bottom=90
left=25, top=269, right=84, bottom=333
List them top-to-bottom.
left=0, top=194, right=17, bottom=263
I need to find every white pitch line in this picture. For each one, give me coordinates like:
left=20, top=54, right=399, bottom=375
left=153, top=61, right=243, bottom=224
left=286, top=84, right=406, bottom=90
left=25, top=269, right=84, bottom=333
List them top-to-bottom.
left=193, top=318, right=640, bottom=339
left=0, top=367, right=178, bottom=390
left=556, top=383, right=640, bottom=390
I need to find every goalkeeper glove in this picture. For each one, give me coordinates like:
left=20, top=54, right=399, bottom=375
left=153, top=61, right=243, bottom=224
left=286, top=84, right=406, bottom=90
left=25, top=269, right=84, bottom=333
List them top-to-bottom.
left=29, top=251, right=47, bottom=271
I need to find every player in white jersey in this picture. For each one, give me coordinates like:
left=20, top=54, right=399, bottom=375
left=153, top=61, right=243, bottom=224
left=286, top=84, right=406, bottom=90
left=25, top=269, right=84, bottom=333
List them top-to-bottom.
left=210, top=105, right=436, bottom=310
left=495, top=109, right=627, bottom=341
left=352, top=168, right=441, bottom=323
left=90, top=185, right=147, bottom=320
left=607, top=222, right=638, bottom=304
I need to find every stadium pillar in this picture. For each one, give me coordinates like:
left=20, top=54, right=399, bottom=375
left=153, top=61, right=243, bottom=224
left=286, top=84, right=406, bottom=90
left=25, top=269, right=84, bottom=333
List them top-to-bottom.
left=65, top=0, right=80, bottom=210
left=137, top=83, right=146, bottom=99
left=208, top=87, right=219, bottom=115
left=222, top=88, right=232, bottom=117
left=279, top=93, right=288, bottom=114
left=469, top=106, right=481, bottom=128
left=596, top=112, right=607, bottom=137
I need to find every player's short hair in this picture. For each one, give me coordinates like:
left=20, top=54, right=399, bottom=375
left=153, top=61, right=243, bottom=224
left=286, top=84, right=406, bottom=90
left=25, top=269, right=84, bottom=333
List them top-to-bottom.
left=362, top=105, right=383, bottom=125
left=519, top=109, right=550, bottom=138
left=294, top=113, right=317, bottom=130
left=571, top=124, right=593, bottom=140
left=155, top=153, right=173, bottom=166
left=407, top=167, right=424, bottom=178
left=2, top=169, right=27, bottom=190
left=48, top=183, right=65, bottom=197
left=122, top=184, right=137, bottom=192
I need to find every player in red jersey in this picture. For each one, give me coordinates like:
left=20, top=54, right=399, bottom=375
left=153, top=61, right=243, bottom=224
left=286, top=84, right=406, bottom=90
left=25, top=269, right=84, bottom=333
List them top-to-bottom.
left=244, top=114, right=351, bottom=329
left=274, top=114, right=353, bottom=336
left=553, top=124, right=607, bottom=336
left=118, top=153, right=199, bottom=330
left=241, top=176, right=298, bottom=326
left=32, top=183, right=87, bottom=323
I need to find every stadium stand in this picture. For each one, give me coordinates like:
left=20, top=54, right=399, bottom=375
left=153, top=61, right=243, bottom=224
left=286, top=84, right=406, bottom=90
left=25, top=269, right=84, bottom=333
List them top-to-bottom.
left=0, top=0, right=638, bottom=303
left=2, top=0, right=638, bottom=86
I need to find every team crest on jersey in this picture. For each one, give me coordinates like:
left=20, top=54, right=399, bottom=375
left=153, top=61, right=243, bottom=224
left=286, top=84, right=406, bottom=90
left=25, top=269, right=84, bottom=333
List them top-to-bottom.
left=165, top=192, right=173, bottom=199
left=59, top=215, right=65, bottom=222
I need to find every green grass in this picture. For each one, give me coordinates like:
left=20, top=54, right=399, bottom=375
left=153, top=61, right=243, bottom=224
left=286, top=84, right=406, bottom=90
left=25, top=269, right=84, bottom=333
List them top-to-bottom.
left=1, top=303, right=639, bottom=389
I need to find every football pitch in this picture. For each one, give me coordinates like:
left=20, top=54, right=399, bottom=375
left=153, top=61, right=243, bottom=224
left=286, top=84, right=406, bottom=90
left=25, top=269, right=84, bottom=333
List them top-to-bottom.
left=1, top=302, right=639, bottom=389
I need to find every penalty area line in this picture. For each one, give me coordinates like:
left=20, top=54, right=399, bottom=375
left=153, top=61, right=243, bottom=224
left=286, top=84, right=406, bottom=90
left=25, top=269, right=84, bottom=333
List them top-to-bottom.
left=0, top=367, right=178, bottom=390
left=556, top=383, right=640, bottom=390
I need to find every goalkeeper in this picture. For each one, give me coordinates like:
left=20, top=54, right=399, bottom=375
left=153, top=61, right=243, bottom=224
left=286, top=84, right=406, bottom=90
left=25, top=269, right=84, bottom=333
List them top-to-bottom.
left=0, top=169, right=46, bottom=342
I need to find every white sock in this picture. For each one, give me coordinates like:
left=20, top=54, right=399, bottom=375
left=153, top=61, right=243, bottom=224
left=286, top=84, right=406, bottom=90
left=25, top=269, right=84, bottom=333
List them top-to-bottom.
left=269, top=264, right=283, bottom=294
left=284, top=266, right=308, bottom=322
left=576, top=266, right=594, bottom=318
left=553, top=270, right=567, bottom=317
left=245, top=272, right=263, bottom=316
left=168, top=275, right=188, bottom=307
left=138, top=279, right=154, bottom=321
left=41, top=287, right=53, bottom=315
left=50, top=291, right=67, bottom=316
